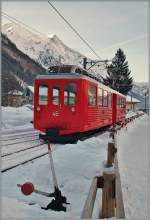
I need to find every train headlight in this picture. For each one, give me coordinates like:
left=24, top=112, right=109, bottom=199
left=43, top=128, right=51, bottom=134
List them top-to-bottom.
left=37, top=106, right=40, bottom=112
left=71, top=107, right=75, bottom=112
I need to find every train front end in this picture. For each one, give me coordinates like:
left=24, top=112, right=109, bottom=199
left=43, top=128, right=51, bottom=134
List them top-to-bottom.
left=33, top=72, right=84, bottom=142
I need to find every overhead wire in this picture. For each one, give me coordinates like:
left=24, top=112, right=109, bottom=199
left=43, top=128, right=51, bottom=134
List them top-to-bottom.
left=47, top=0, right=103, bottom=61
left=2, top=12, right=44, bottom=36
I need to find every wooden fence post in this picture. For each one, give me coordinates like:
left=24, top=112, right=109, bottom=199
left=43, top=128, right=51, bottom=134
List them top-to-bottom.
left=107, top=142, right=117, bottom=167
left=100, top=170, right=116, bottom=218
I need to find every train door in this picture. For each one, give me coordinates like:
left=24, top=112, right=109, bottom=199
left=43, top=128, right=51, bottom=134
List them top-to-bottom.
left=63, top=82, right=77, bottom=124
left=51, top=83, right=62, bottom=119
left=98, top=87, right=103, bottom=123
left=112, top=93, right=117, bottom=124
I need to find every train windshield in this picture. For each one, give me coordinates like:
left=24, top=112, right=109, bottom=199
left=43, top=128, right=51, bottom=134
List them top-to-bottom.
left=64, top=83, right=77, bottom=105
left=52, top=84, right=60, bottom=105
left=39, top=85, right=48, bottom=105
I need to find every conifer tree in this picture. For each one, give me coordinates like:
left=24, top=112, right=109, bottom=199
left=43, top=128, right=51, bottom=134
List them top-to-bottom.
left=103, top=48, right=133, bottom=95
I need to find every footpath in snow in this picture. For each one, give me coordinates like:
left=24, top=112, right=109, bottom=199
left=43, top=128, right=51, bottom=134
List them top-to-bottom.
left=117, top=115, right=150, bottom=219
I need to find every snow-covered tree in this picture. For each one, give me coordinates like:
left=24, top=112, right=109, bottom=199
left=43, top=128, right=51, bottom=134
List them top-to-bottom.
left=103, top=48, right=133, bottom=95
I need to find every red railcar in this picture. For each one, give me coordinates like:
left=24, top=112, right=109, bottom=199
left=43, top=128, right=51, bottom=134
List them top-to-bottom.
left=34, top=65, right=126, bottom=142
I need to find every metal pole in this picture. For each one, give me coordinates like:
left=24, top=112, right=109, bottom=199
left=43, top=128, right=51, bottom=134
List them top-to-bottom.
left=83, top=57, right=87, bottom=69
left=145, top=93, right=147, bottom=113
left=131, top=95, right=132, bottom=111
left=48, top=143, right=58, bottom=189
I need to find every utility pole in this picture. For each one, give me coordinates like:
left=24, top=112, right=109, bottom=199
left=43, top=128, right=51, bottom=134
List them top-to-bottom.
left=82, top=57, right=111, bottom=70
left=83, top=57, right=88, bottom=69
left=144, top=89, right=149, bottom=114
left=145, top=92, right=147, bottom=113
left=131, top=95, right=133, bottom=111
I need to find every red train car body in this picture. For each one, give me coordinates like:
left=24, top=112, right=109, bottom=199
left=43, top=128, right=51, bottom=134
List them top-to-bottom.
left=34, top=65, right=126, bottom=142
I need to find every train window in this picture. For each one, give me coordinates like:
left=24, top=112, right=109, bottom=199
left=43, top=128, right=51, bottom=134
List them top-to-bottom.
left=64, top=83, right=77, bottom=105
left=52, top=84, right=60, bottom=105
left=39, top=85, right=48, bottom=105
left=88, top=86, right=96, bottom=106
left=98, top=88, right=103, bottom=106
left=103, top=90, right=108, bottom=107
left=108, top=93, right=112, bottom=107
left=117, top=96, right=121, bottom=107
left=117, top=96, right=119, bottom=106
left=119, top=98, right=121, bottom=108
left=120, top=98, right=122, bottom=107
left=122, top=98, right=125, bottom=108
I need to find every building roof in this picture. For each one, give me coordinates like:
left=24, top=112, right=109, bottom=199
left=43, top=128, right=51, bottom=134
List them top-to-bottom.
left=27, top=85, right=34, bottom=93
left=8, top=90, right=23, bottom=96
left=126, top=95, right=141, bottom=103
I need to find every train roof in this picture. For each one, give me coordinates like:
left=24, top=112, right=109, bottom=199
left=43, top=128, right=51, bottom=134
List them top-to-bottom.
left=36, top=65, right=125, bottom=97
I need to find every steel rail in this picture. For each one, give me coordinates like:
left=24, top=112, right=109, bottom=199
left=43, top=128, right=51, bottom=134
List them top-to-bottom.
left=2, top=143, right=46, bottom=158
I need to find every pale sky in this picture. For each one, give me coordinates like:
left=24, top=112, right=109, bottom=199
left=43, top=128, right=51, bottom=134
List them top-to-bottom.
left=2, top=1, right=149, bottom=82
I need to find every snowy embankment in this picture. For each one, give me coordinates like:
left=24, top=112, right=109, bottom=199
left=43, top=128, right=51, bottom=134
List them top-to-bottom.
left=1, top=105, right=33, bottom=132
left=117, top=114, right=150, bottom=219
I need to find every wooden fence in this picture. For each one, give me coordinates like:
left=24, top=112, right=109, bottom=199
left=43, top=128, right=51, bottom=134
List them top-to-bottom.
left=81, top=113, right=144, bottom=219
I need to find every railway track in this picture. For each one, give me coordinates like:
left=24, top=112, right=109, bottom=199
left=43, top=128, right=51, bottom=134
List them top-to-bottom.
left=1, top=115, right=140, bottom=173
left=1, top=124, right=113, bottom=173
left=1, top=127, right=36, bottom=136
left=1, top=128, right=48, bottom=173
left=1, top=129, right=108, bottom=173
left=1, top=132, right=38, bottom=142
left=2, top=138, right=40, bottom=147
left=1, top=143, right=46, bottom=157
left=1, top=143, right=49, bottom=172
left=2, top=152, right=48, bottom=173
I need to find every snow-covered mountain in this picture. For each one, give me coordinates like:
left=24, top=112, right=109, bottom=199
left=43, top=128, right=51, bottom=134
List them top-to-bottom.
left=2, top=22, right=106, bottom=78
left=2, top=23, right=83, bottom=66
left=1, top=33, right=46, bottom=106
left=129, top=82, right=149, bottom=108
left=132, top=82, right=149, bottom=96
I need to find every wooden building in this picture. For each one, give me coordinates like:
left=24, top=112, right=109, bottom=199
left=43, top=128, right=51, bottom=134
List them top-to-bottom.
left=7, top=90, right=23, bottom=107
left=126, top=95, right=141, bottom=112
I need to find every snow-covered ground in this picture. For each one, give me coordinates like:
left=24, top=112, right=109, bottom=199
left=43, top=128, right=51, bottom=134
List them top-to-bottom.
left=1, top=105, right=109, bottom=218
left=1, top=106, right=149, bottom=219
left=117, top=114, right=150, bottom=219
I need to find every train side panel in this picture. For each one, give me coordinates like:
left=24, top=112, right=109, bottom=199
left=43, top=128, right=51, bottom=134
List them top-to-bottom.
left=83, top=80, right=113, bottom=131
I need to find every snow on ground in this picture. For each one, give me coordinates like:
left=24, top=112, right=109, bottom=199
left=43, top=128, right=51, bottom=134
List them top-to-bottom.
left=1, top=105, right=33, bottom=131
left=1, top=106, right=109, bottom=218
left=1, top=106, right=149, bottom=219
left=117, top=114, right=150, bottom=219
left=2, top=133, right=109, bottom=219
